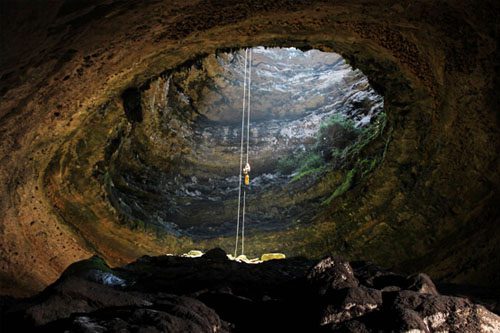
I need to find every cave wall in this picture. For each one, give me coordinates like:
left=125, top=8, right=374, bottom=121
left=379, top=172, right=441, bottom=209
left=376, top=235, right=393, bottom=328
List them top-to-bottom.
left=0, top=0, right=498, bottom=296
left=106, top=48, right=384, bottom=238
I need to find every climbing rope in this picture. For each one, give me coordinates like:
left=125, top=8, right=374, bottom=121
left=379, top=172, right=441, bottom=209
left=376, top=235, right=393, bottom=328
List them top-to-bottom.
left=235, top=48, right=252, bottom=257
left=234, top=49, right=248, bottom=257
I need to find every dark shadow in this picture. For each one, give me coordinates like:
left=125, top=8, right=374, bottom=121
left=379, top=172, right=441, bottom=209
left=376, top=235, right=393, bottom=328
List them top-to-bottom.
left=121, top=88, right=143, bottom=123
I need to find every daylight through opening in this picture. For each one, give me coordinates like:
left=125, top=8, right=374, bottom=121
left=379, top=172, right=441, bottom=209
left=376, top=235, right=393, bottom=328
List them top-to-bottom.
left=107, top=47, right=385, bottom=240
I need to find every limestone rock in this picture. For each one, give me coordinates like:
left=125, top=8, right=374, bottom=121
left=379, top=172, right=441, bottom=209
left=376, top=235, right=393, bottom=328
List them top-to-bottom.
left=307, top=257, right=359, bottom=295
left=406, top=273, right=439, bottom=296
left=4, top=277, right=153, bottom=327
left=319, top=286, right=382, bottom=325
left=385, top=290, right=498, bottom=332
left=67, top=295, right=229, bottom=333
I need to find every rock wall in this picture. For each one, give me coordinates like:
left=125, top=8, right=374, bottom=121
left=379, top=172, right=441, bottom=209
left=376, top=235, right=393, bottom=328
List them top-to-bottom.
left=0, top=0, right=498, bottom=296
left=107, top=47, right=383, bottom=238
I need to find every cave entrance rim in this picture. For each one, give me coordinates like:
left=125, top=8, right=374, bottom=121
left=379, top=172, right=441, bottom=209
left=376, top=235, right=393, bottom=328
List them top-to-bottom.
left=109, top=46, right=386, bottom=240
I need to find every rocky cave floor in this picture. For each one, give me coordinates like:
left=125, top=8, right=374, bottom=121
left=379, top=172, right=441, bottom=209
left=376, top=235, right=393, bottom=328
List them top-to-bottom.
left=1, top=249, right=499, bottom=333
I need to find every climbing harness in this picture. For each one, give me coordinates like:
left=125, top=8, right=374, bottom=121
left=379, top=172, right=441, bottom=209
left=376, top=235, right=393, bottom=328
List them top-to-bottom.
left=234, top=48, right=252, bottom=257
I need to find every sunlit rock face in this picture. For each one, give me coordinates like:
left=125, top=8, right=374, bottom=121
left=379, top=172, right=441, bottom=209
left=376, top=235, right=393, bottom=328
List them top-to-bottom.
left=0, top=0, right=498, bottom=298
left=108, top=48, right=383, bottom=238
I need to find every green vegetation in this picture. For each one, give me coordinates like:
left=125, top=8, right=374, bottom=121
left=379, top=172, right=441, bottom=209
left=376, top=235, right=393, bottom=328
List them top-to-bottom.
left=277, top=111, right=388, bottom=202
left=322, top=112, right=387, bottom=202
left=277, top=113, right=363, bottom=182
left=318, top=113, right=357, bottom=133
left=277, top=150, right=325, bottom=181
left=291, top=152, right=325, bottom=182
left=276, top=153, right=300, bottom=174
left=358, top=157, right=379, bottom=177
left=322, top=168, right=356, bottom=205
left=62, top=255, right=113, bottom=277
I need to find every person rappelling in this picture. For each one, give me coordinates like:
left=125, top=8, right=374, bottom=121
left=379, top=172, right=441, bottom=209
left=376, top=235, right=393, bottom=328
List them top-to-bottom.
left=243, top=162, right=251, bottom=186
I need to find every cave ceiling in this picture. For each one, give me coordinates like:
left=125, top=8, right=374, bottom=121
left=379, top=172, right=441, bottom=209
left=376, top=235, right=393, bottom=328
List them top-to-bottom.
left=0, top=0, right=498, bottom=297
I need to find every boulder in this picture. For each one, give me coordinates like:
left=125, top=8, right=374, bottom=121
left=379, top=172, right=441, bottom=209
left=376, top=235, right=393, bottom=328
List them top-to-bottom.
left=203, top=248, right=229, bottom=261
left=307, top=257, right=358, bottom=295
left=350, top=261, right=406, bottom=289
left=406, top=273, right=439, bottom=295
left=4, top=277, right=153, bottom=327
left=319, top=286, right=382, bottom=325
left=386, top=290, right=500, bottom=332
left=67, top=295, right=230, bottom=333
left=389, top=306, right=430, bottom=332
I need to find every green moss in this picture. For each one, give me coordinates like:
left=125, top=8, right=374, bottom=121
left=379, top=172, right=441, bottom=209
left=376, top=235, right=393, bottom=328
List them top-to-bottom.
left=278, top=112, right=387, bottom=203
left=319, top=113, right=357, bottom=132
left=344, top=113, right=386, bottom=155
left=277, top=150, right=324, bottom=178
left=301, top=152, right=323, bottom=170
left=276, top=154, right=297, bottom=174
left=358, top=157, right=379, bottom=177
left=292, top=166, right=323, bottom=182
left=322, top=168, right=356, bottom=205
left=62, top=255, right=113, bottom=277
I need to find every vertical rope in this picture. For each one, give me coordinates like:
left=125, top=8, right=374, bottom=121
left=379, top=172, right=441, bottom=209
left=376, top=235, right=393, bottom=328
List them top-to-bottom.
left=234, top=48, right=248, bottom=258
left=241, top=48, right=252, bottom=256
left=246, top=49, right=252, bottom=165
left=241, top=189, right=247, bottom=255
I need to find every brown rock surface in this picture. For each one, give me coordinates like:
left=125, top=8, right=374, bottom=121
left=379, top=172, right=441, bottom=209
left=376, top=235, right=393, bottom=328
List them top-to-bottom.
left=0, top=0, right=498, bottom=299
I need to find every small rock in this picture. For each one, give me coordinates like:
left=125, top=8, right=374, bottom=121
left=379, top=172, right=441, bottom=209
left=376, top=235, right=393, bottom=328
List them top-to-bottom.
left=307, top=257, right=358, bottom=295
left=85, top=269, right=127, bottom=287
left=406, top=273, right=439, bottom=295
left=319, top=286, right=382, bottom=325
left=390, top=306, right=429, bottom=332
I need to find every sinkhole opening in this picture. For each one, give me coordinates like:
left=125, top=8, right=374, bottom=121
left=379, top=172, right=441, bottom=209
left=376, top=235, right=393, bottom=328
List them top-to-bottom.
left=108, top=47, right=385, bottom=239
